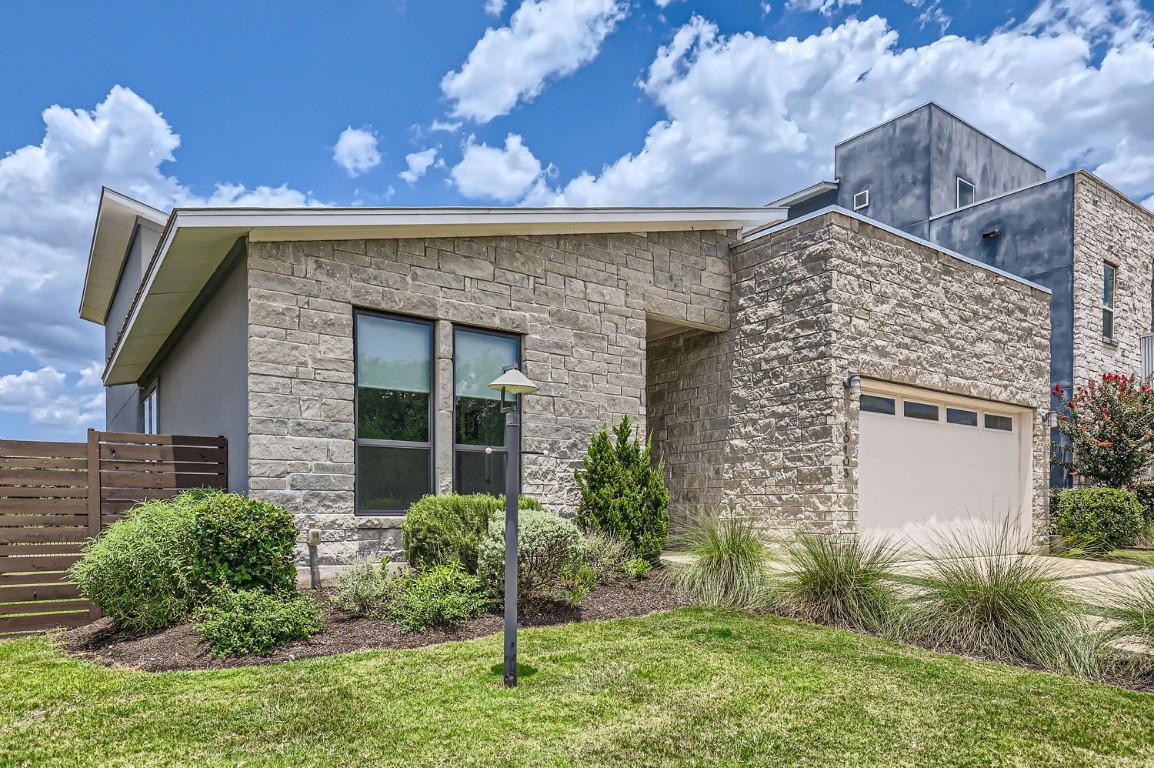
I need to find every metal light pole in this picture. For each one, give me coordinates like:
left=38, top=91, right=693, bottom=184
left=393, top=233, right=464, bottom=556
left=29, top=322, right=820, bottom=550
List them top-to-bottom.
left=488, top=364, right=539, bottom=689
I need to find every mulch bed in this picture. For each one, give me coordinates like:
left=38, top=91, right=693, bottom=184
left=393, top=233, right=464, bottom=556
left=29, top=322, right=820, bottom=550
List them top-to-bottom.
left=62, top=577, right=691, bottom=673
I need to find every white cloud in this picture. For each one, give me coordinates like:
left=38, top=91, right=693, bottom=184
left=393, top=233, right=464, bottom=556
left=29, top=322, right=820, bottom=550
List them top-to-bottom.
left=441, top=0, right=628, bottom=123
left=485, top=0, right=506, bottom=15
left=654, top=0, right=681, bottom=7
left=786, top=0, right=861, bottom=16
left=528, top=1, right=1154, bottom=209
left=0, top=85, right=316, bottom=433
left=430, top=119, right=463, bottom=133
left=332, top=126, right=382, bottom=177
left=450, top=134, right=544, bottom=201
left=399, top=147, right=441, bottom=183
left=0, top=367, right=104, bottom=433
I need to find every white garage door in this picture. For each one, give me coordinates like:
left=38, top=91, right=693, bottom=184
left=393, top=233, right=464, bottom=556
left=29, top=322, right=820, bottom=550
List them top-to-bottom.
left=858, top=386, right=1031, bottom=550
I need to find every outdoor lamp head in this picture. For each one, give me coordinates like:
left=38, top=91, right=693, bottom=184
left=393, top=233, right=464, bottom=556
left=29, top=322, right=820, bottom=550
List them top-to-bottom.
left=488, top=366, right=540, bottom=397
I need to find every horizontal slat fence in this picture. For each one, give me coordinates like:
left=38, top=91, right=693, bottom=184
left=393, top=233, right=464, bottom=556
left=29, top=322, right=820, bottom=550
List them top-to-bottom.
left=0, top=430, right=226, bottom=637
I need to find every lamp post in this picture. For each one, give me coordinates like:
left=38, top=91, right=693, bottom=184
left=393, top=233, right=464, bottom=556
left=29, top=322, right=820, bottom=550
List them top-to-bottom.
left=488, top=363, right=539, bottom=688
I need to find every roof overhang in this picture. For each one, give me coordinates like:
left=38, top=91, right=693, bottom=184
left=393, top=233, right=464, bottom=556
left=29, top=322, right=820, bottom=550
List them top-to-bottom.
left=765, top=181, right=839, bottom=209
left=80, top=188, right=169, bottom=324
left=101, top=204, right=786, bottom=386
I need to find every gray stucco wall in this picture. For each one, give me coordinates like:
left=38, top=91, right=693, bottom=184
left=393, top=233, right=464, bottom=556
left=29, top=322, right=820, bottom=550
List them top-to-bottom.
left=649, top=211, right=1052, bottom=538
left=149, top=258, right=250, bottom=492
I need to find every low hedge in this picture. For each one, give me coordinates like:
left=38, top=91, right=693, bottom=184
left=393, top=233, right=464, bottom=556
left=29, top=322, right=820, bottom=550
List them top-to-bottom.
left=1054, top=487, right=1144, bottom=552
left=402, top=493, right=543, bottom=574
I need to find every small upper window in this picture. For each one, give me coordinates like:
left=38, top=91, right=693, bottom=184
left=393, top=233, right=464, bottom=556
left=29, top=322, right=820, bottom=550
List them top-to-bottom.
left=957, top=177, right=975, bottom=208
left=853, top=190, right=870, bottom=211
left=1103, top=262, right=1116, bottom=340
left=142, top=384, right=158, bottom=435
left=860, top=394, right=895, bottom=415
left=904, top=401, right=940, bottom=421
left=946, top=408, right=978, bottom=426
left=984, top=414, right=1013, bottom=432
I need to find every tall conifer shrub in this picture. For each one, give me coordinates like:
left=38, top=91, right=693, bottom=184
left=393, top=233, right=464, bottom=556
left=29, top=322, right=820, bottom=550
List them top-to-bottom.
left=574, top=415, right=670, bottom=562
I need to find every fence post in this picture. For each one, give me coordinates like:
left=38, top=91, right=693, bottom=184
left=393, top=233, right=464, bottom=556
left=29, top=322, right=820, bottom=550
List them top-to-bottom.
left=86, top=429, right=103, bottom=620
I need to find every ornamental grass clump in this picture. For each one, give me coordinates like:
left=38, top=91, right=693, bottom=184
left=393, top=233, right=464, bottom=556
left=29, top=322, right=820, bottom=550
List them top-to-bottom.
left=665, top=508, right=775, bottom=609
left=907, top=522, right=1104, bottom=678
left=773, top=532, right=904, bottom=633
left=1103, top=575, right=1154, bottom=658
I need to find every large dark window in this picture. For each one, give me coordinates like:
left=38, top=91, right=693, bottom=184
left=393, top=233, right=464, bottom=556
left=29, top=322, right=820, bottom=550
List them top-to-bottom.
left=355, top=313, right=433, bottom=514
left=454, top=327, right=520, bottom=495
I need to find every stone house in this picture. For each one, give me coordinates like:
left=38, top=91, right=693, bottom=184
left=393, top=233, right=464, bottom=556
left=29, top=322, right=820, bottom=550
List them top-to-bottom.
left=771, top=103, right=1154, bottom=485
left=82, top=189, right=1050, bottom=565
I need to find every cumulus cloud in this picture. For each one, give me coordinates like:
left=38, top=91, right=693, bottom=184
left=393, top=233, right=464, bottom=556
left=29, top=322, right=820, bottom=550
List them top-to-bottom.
left=442, top=0, right=628, bottom=123
left=484, top=0, right=506, bottom=15
left=786, top=0, right=861, bottom=16
left=527, top=1, right=1154, bottom=208
left=0, top=85, right=315, bottom=434
left=332, top=126, right=383, bottom=177
left=450, top=134, right=544, bottom=201
left=399, top=147, right=441, bottom=183
left=0, top=367, right=105, bottom=433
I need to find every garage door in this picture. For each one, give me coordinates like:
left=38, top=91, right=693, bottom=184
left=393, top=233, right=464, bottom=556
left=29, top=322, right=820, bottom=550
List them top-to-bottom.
left=857, top=386, right=1030, bottom=550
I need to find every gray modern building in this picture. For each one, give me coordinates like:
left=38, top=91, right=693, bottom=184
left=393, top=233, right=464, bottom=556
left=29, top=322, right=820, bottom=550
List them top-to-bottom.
left=771, top=103, right=1154, bottom=484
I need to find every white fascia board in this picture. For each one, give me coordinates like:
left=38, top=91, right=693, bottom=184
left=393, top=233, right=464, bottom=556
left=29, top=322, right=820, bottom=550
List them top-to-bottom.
left=80, top=189, right=170, bottom=324
left=744, top=205, right=1052, bottom=295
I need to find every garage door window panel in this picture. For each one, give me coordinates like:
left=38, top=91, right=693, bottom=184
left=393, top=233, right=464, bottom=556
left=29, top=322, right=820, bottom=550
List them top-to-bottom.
left=861, top=395, right=896, bottom=415
left=903, top=401, right=940, bottom=421
left=946, top=408, right=978, bottom=426
left=984, top=414, right=1014, bottom=432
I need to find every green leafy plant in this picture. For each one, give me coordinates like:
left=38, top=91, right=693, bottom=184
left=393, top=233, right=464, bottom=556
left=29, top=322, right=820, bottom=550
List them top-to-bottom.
left=1053, top=373, right=1154, bottom=488
left=574, top=414, right=670, bottom=562
left=1130, top=481, right=1154, bottom=525
left=1053, top=487, right=1144, bottom=553
left=69, top=491, right=214, bottom=631
left=190, top=494, right=298, bottom=594
left=402, top=494, right=543, bottom=574
left=477, top=507, right=584, bottom=607
left=665, top=508, right=774, bottom=609
left=907, top=524, right=1103, bottom=677
left=579, top=531, right=631, bottom=584
left=774, top=532, right=903, bottom=632
left=331, top=557, right=397, bottom=617
left=623, top=557, right=652, bottom=580
left=387, top=563, right=488, bottom=632
left=560, top=563, right=597, bottom=607
left=195, top=587, right=323, bottom=658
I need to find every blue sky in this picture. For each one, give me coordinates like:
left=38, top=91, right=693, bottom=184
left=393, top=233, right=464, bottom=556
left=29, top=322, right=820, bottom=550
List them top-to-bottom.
left=1, top=0, right=1153, bottom=440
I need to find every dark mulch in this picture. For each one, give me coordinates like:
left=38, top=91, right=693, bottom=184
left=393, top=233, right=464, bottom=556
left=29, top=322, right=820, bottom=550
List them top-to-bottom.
left=63, top=577, right=690, bottom=673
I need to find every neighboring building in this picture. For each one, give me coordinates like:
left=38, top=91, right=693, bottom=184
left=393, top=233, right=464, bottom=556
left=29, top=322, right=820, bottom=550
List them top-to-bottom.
left=771, top=103, right=1154, bottom=485
left=81, top=187, right=1050, bottom=567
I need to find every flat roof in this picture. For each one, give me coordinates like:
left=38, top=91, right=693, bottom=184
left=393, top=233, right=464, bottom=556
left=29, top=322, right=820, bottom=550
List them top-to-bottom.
left=95, top=196, right=786, bottom=385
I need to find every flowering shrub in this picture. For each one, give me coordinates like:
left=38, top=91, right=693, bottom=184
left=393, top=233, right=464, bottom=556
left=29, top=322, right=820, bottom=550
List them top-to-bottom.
left=1053, top=373, right=1154, bottom=488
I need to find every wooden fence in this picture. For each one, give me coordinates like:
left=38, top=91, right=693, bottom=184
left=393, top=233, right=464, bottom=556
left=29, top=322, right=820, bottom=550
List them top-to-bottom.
left=0, top=430, right=227, bottom=637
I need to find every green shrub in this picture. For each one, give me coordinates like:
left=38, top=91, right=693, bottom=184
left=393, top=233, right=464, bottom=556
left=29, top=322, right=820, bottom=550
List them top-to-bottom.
left=574, top=415, right=670, bottom=562
left=1131, top=481, right=1154, bottom=525
left=1054, top=487, right=1144, bottom=553
left=69, top=490, right=216, bottom=631
left=402, top=493, right=543, bottom=574
left=191, top=494, right=298, bottom=594
left=477, top=507, right=584, bottom=607
left=665, top=509, right=774, bottom=609
left=908, top=526, right=1103, bottom=677
left=579, top=531, right=630, bottom=584
left=774, top=533, right=903, bottom=632
left=623, top=557, right=652, bottom=580
left=331, top=558, right=398, bottom=617
left=388, top=563, right=488, bottom=632
left=195, top=587, right=323, bottom=658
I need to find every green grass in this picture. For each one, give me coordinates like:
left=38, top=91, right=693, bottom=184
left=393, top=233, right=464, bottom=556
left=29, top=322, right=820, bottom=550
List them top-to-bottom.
left=1110, top=549, right=1154, bottom=567
left=3, top=609, right=1154, bottom=767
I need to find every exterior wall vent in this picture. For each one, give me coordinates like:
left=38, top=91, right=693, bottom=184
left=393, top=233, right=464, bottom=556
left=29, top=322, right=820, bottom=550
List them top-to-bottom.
left=853, top=190, right=870, bottom=211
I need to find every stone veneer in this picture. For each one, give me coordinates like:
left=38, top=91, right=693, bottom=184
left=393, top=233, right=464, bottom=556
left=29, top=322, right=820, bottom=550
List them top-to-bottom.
left=1072, top=171, right=1154, bottom=386
left=648, top=211, right=1052, bottom=538
left=244, top=230, right=736, bottom=565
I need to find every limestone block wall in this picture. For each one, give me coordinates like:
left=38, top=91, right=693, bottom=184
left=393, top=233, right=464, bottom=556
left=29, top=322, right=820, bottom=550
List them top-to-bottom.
left=1072, top=171, right=1154, bottom=386
left=649, top=212, right=1051, bottom=537
left=244, top=230, right=736, bottom=564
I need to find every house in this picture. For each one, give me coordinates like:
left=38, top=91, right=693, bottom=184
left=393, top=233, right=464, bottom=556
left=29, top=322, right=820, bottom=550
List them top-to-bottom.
left=770, top=103, right=1154, bottom=485
left=81, top=183, right=1050, bottom=566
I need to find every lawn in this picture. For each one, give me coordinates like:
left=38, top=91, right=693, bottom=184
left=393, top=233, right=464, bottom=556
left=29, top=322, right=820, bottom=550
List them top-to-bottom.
left=1110, top=548, right=1154, bottom=568
left=3, top=609, right=1154, bottom=767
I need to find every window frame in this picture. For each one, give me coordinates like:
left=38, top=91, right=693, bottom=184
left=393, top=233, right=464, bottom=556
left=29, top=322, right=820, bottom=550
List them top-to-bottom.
left=956, top=176, right=976, bottom=208
left=853, top=189, right=870, bottom=211
left=1103, top=261, right=1117, bottom=341
left=353, top=310, right=436, bottom=516
left=451, top=324, right=522, bottom=496
left=142, top=382, right=159, bottom=435
left=859, top=388, right=1016, bottom=434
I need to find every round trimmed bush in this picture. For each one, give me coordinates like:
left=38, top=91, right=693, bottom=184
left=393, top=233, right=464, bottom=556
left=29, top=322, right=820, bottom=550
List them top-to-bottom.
left=1054, top=487, right=1144, bottom=552
left=69, top=490, right=216, bottom=631
left=191, top=494, right=299, bottom=594
left=402, top=494, right=543, bottom=574
left=477, top=507, right=583, bottom=606
left=195, top=587, right=323, bottom=657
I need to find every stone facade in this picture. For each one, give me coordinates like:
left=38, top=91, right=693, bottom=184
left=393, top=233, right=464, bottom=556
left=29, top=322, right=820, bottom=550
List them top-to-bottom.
left=1071, top=171, right=1154, bottom=386
left=648, top=211, right=1052, bottom=537
left=244, top=230, right=737, bottom=565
